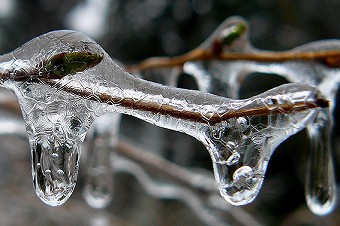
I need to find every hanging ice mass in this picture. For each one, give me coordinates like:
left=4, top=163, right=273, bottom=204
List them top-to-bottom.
left=132, top=16, right=339, bottom=216
left=0, top=29, right=332, bottom=211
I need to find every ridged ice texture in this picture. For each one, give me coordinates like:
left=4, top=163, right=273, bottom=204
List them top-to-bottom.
left=183, top=16, right=338, bottom=214
left=0, top=30, right=321, bottom=206
left=0, top=31, right=113, bottom=206
left=3, top=81, right=99, bottom=206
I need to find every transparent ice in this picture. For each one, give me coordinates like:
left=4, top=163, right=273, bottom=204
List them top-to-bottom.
left=182, top=16, right=338, bottom=215
left=0, top=30, right=324, bottom=207
left=83, top=113, right=121, bottom=208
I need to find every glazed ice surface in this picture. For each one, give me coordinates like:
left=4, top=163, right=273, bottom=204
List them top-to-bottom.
left=0, top=30, right=325, bottom=207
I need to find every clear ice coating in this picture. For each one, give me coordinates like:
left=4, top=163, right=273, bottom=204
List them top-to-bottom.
left=181, top=16, right=338, bottom=214
left=0, top=30, right=327, bottom=207
left=7, top=80, right=101, bottom=206
left=83, top=113, right=121, bottom=208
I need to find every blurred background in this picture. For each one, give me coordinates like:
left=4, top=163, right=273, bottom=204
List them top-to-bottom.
left=0, top=0, right=339, bottom=225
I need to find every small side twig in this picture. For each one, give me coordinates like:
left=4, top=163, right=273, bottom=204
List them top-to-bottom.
left=126, top=48, right=340, bottom=72
left=116, top=138, right=217, bottom=192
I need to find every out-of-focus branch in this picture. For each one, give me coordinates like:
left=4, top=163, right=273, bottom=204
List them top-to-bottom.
left=126, top=48, right=340, bottom=72
left=116, top=138, right=217, bottom=192
left=114, top=140, right=263, bottom=226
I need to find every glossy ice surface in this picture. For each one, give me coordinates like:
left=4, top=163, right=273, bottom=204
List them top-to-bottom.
left=183, top=17, right=338, bottom=215
left=0, top=30, right=327, bottom=209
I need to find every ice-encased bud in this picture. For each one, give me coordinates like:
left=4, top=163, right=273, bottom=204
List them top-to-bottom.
left=199, top=16, right=251, bottom=53
left=45, top=52, right=103, bottom=78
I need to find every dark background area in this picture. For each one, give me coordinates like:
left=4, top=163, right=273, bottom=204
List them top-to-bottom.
left=0, top=0, right=339, bottom=225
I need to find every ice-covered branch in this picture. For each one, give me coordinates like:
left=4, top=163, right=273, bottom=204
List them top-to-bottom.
left=133, top=16, right=339, bottom=215
left=127, top=17, right=340, bottom=72
left=0, top=29, right=330, bottom=212
left=127, top=46, right=340, bottom=72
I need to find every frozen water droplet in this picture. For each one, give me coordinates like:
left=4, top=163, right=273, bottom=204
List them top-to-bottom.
left=306, top=109, right=337, bottom=215
left=32, top=136, right=80, bottom=206
left=83, top=166, right=114, bottom=209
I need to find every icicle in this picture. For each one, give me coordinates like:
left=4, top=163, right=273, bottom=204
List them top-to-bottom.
left=0, top=30, right=327, bottom=207
left=6, top=79, right=103, bottom=206
left=306, top=109, right=336, bottom=215
left=83, top=113, right=121, bottom=208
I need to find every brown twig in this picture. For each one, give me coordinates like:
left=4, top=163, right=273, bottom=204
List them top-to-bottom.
left=0, top=46, right=330, bottom=127
left=126, top=48, right=340, bottom=72
left=43, top=78, right=329, bottom=125
left=0, top=99, right=22, bottom=114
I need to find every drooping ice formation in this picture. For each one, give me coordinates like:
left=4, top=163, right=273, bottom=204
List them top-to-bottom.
left=182, top=16, right=338, bottom=214
left=0, top=30, right=327, bottom=207
left=0, top=31, right=113, bottom=206
left=306, top=108, right=336, bottom=215
left=83, top=113, right=121, bottom=208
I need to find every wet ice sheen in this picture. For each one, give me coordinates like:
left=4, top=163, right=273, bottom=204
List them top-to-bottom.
left=183, top=17, right=338, bottom=214
left=0, top=30, right=324, bottom=207
left=306, top=109, right=336, bottom=215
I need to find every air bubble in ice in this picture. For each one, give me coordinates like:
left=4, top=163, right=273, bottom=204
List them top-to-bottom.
left=236, top=117, right=248, bottom=132
left=233, top=166, right=254, bottom=188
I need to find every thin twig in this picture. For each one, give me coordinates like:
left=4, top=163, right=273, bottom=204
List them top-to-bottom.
left=126, top=48, right=340, bottom=72
left=0, top=73, right=330, bottom=126
left=43, top=78, right=328, bottom=125
left=115, top=138, right=263, bottom=226
left=116, top=138, right=217, bottom=192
